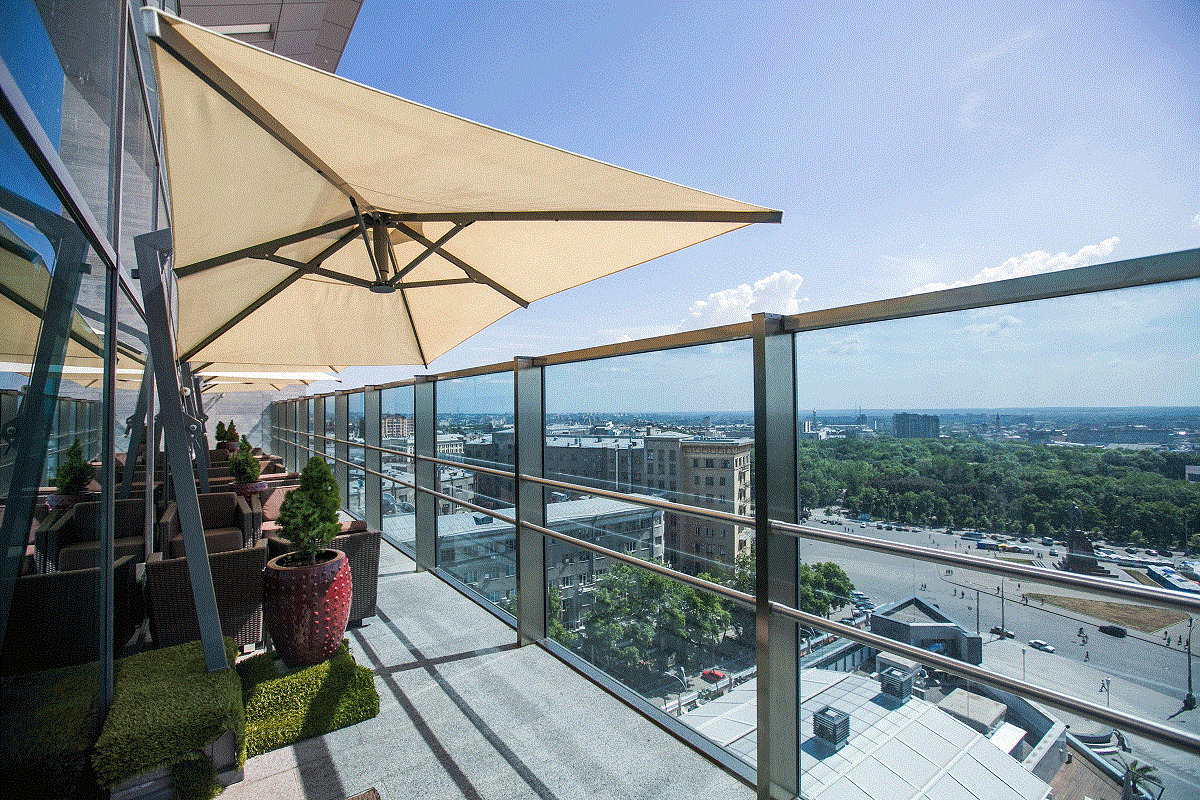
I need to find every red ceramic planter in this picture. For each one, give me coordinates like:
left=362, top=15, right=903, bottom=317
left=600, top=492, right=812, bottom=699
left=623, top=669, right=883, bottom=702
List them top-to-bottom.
left=263, top=549, right=352, bottom=667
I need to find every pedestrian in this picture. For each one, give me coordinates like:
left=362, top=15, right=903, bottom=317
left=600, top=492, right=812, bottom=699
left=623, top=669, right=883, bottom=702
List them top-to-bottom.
left=1084, top=651, right=1089, bottom=661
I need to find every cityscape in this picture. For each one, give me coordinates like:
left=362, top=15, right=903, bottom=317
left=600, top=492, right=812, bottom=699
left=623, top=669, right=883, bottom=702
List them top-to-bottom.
left=286, top=401, right=1200, bottom=797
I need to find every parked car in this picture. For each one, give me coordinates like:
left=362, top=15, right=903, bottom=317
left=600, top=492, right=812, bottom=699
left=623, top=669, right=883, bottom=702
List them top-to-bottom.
left=1048, top=548, right=1058, bottom=556
left=1098, top=625, right=1127, bottom=638
left=991, top=626, right=1015, bottom=638
left=1029, top=639, right=1055, bottom=653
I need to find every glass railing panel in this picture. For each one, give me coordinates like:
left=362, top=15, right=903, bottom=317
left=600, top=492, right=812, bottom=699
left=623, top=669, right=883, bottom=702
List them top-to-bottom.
left=791, top=277, right=1200, bottom=800
left=543, top=341, right=757, bottom=760
left=435, top=372, right=515, bottom=606
left=380, top=384, right=416, bottom=553
left=347, top=391, right=365, bottom=518
left=324, top=395, right=336, bottom=462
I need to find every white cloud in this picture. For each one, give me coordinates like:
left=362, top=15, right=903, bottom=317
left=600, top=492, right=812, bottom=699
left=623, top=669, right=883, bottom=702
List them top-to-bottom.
left=909, top=237, right=1119, bottom=295
left=686, top=271, right=809, bottom=327
left=952, top=314, right=1023, bottom=338
left=822, top=335, right=865, bottom=355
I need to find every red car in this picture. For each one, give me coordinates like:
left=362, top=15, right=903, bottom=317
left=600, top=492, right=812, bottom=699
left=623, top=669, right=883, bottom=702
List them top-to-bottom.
left=701, top=669, right=726, bottom=682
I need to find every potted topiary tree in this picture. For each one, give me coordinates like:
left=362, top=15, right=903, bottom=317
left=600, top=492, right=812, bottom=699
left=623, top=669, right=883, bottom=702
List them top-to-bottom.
left=214, top=420, right=227, bottom=444
left=223, top=420, right=239, bottom=452
left=228, top=436, right=265, bottom=498
left=48, top=438, right=94, bottom=509
left=262, top=456, right=352, bottom=667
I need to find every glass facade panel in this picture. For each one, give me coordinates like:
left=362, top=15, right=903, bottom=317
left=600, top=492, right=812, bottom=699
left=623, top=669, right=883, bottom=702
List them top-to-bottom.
left=792, top=280, right=1200, bottom=798
left=543, top=343, right=757, bottom=761
left=435, top=373, right=514, bottom=606
left=380, top=384, right=416, bottom=553
left=347, top=391, right=364, bottom=518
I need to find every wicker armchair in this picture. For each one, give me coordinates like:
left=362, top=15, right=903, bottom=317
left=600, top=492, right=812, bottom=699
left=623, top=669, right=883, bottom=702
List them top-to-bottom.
left=159, top=491, right=252, bottom=558
left=41, top=497, right=154, bottom=572
left=145, top=539, right=268, bottom=649
left=1, top=555, right=139, bottom=675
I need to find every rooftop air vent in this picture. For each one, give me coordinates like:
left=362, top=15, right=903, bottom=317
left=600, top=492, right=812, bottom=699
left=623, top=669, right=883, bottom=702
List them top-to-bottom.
left=472, top=513, right=492, bottom=525
left=880, top=665, right=914, bottom=703
left=813, top=706, right=850, bottom=750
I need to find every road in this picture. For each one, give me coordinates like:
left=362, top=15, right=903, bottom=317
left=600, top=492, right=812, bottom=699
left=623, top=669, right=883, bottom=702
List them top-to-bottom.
left=802, top=512, right=1199, bottom=796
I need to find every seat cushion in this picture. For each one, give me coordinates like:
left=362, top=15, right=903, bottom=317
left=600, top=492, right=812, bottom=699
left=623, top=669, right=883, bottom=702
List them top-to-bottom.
left=168, top=527, right=244, bottom=559
left=58, top=536, right=144, bottom=572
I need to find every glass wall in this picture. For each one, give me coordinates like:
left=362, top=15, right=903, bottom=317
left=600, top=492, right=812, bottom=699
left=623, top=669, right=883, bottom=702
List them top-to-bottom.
left=790, top=279, right=1200, bottom=798
left=543, top=342, right=756, bottom=762
left=435, top=372, right=515, bottom=606
left=380, top=383, right=416, bottom=553
left=347, top=391, right=364, bottom=518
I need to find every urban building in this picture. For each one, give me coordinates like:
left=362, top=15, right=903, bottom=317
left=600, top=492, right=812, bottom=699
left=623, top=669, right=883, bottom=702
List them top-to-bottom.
left=892, top=412, right=941, bottom=439
left=381, top=413, right=413, bottom=439
left=868, top=597, right=983, bottom=665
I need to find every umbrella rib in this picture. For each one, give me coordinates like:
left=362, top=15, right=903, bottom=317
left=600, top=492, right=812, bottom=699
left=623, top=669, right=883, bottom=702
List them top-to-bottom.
left=151, top=23, right=370, bottom=209
left=350, top=198, right=385, bottom=284
left=382, top=210, right=782, bottom=224
left=176, top=216, right=357, bottom=277
left=390, top=222, right=471, bottom=284
left=393, top=222, right=530, bottom=308
left=385, top=239, right=428, bottom=367
left=259, top=254, right=375, bottom=289
left=179, top=270, right=307, bottom=362
left=397, top=278, right=475, bottom=289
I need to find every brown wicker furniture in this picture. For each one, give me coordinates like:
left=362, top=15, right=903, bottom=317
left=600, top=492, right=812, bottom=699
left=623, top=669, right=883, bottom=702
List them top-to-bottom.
left=159, top=491, right=252, bottom=558
left=42, top=497, right=155, bottom=572
left=144, top=539, right=268, bottom=649
left=1, top=555, right=139, bottom=675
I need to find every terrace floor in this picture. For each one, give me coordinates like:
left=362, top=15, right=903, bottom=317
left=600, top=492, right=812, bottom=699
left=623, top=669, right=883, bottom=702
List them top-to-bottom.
left=223, top=542, right=751, bottom=800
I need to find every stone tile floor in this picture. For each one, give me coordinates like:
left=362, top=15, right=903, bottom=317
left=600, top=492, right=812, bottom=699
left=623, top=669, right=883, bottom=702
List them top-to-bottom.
left=222, top=543, right=751, bottom=800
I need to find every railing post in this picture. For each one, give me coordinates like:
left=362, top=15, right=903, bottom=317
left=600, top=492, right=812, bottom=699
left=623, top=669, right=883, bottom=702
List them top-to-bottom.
left=753, top=312, right=799, bottom=799
left=515, top=358, right=547, bottom=645
left=413, top=377, right=437, bottom=571
left=364, top=386, right=382, bottom=530
left=333, top=392, right=349, bottom=504
left=313, top=396, right=326, bottom=464
left=285, top=400, right=298, bottom=472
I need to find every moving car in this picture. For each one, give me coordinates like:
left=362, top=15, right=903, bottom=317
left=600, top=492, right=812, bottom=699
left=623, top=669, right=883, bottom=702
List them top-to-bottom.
left=1098, top=625, right=1127, bottom=638
left=991, top=626, right=1015, bottom=638
left=1029, top=639, right=1055, bottom=653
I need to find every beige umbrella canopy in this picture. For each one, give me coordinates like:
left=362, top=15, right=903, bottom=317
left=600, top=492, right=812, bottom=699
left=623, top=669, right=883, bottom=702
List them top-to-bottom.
left=145, top=10, right=780, bottom=368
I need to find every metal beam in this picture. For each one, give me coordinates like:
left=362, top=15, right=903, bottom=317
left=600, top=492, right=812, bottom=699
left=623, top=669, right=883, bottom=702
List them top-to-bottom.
left=146, top=10, right=370, bottom=209
left=373, top=209, right=783, bottom=224
left=174, top=216, right=357, bottom=277
left=393, top=222, right=530, bottom=308
left=136, top=228, right=228, bottom=672
left=753, top=313, right=798, bottom=800
left=514, top=357, right=546, bottom=645
left=413, top=378, right=436, bottom=571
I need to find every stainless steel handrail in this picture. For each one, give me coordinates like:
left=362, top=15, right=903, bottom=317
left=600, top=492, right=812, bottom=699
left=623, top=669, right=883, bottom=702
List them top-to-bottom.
left=769, top=600, right=1200, bottom=756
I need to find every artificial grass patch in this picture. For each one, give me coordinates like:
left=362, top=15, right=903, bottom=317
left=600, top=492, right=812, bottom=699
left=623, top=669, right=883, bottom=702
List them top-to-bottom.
left=93, top=638, right=245, bottom=790
left=238, top=641, right=379, bottom=758
left=0, top=661, right=105, bottom=799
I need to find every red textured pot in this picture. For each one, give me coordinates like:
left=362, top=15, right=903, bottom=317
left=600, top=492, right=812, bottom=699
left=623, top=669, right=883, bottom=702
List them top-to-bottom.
left=263, top=549, right=352, bottom=667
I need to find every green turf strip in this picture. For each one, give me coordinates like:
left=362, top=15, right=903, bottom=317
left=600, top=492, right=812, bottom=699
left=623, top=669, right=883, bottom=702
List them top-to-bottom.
left=238, top=641, right=379, bottom=758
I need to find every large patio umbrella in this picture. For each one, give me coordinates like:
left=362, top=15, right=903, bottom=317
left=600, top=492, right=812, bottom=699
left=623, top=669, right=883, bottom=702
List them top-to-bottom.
left=144, top=10, right=780, bottom=368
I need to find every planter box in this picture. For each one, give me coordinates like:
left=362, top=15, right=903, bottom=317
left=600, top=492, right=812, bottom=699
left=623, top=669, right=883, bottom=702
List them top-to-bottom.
left=109, top=729, right=242, bottom=800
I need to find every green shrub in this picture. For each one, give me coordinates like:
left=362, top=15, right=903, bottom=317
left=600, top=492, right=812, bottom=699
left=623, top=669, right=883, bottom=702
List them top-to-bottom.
left=214, top=421, right=226, bottom=442
left=225, top=421, right=238, bottom=443
left=228, top=437, right=261, bottom=484
left=53, top=439, right=93, bottom=495
left=278, top=456, right=339, bottom=565
left=238, top=642, right=378, bottom=758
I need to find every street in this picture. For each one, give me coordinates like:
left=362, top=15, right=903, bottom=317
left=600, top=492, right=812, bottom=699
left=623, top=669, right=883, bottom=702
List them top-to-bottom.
left=802, top=513, right=1199, bottom=797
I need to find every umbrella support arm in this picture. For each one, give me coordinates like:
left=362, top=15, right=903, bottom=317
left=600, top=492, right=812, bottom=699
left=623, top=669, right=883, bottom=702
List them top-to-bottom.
left=136, top=228, right=228, bottom=673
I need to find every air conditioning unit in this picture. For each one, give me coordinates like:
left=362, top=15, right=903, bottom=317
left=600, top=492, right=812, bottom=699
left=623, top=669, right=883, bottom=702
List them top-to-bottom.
left=880, top=665, right=914, bottom=703
left=813, top=706, right=850, bottom=750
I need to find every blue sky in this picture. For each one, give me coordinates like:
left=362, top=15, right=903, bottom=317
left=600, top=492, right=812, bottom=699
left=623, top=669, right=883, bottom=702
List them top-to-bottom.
left=315, top=2, right=1198, bottom=408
